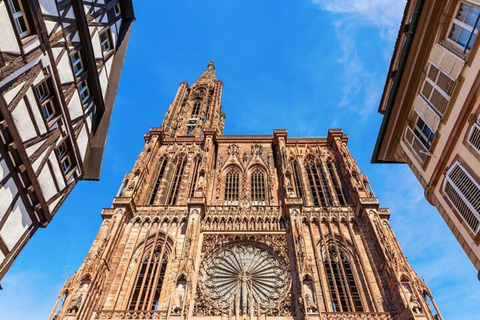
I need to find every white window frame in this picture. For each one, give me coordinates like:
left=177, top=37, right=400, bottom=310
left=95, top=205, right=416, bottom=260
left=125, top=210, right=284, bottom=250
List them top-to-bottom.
left=7, top=0, right=30, bottom=39
left=447, top=1, right=480, bottom=53
left=114, top=3, right=121, bottom=16
left=99, top=29, right=113, bottom=54
left=71, top=51, right=84, bottom=77
left=78, top=80, right=90, bottom=103
left=35, top=81, right=56, bottom=121
left=467, top=114, right=480, bottom=154
left=57, top=141, right=73, bottom=174
left=444, top=161, right=480, bottom=236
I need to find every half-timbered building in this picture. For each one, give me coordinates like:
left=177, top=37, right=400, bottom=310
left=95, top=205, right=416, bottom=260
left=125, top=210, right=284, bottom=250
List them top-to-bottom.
left=0, top=0, right=134, bottom=281
left=50, top=62, right=442, bottom=320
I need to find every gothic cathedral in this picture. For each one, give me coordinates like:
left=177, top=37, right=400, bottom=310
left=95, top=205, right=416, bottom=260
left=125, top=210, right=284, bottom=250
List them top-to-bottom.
left=50, top=62, right=442, bottom=320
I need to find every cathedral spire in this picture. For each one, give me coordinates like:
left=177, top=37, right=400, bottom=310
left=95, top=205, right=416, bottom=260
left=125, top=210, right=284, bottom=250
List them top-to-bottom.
left=194, top=59, right=217, bottom=84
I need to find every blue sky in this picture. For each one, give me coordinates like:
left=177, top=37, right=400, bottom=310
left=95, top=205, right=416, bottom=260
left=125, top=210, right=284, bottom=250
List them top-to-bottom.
left=1, top=1, right=480, bottom=319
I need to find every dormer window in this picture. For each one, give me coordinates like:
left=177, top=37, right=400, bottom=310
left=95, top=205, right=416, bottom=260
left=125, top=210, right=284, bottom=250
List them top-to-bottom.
left=7, top=0, right=31, bottom=39
left=447, top=2, right=480, bottom=53
left=114, top=3, right=121, bottom=16
left=99, top=29, right=113, bottom=54
left=71, top=51, right=84, bottom=77
left=35, top=79, right=57, bottom=122
left=78, top=79, right=90, bottom=103
left=57, top=140, right=75, bottom=174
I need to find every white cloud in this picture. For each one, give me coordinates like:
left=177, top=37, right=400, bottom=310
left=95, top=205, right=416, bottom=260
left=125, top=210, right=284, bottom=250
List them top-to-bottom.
left=311, top=0, right=406, bottom=119
left=312, top=0, right=406, bottom=41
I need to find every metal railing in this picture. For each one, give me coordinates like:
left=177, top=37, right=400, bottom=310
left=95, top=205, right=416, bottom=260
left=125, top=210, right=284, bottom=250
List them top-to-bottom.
left=404, top=126, right=428, bottom=163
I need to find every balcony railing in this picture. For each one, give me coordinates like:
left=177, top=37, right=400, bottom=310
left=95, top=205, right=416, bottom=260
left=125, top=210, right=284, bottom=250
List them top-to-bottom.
left=404, top=126, right=428, bottom=163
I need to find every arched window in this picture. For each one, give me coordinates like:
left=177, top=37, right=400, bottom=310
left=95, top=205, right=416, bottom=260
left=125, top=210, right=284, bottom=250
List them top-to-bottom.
left=191, top=101, right=201, bottom=118
left=166, top=155, right=186, bottom=205
left=189, top=156, right=201, bottom=198
left=149, top=157, right=168, bottom=205
left=305, top=158, right=332, bottom=206
left=291, top=159, right=305, bottom=201
left=327, top=162, right=348, bottom=206
left=224, top=167, right=240, bottom=203
left=251, top=167, right=266, bottom=204
left=129, top=234, right=172, bottom=310
left=324, top=246, right=363, bottom=312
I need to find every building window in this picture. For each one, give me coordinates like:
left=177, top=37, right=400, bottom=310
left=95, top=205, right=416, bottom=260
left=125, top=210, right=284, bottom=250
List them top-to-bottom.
left=7, top=0, right=31, bottom=39
left=448, top=2, right=480, bottom=53
left=114, top=3, right=121, bottom=16
left=99, top=29, right=113, bottom=54
left=71, top=51, right=84, bottom=77
left=420, top=63, right=455, bottom=116
left=35, top=79, right=56, bottom=121
left=78, top=79, right=90, bottom=103
left=192, top=101, right=201, bottom=118
left=404, top=114, right=435, bottom=162
left=467, top=114, right=480, bottom=154
left=186, top=119, right=196, bottom=136
left=57, top=140, right=75, bottom=174
left=166, top=155, right=186, bottom=205
left=189, top=156, right=201, bottom=198
left=149, top=157, right=168, bottom=205
left=305, top=158, right=332, bottom=206
left=291, top=160, right=305, bottom=201
left=444, top=161, right=480, bottom=235
left=327, top=162, right=347, bottom=206
left=224, top=167, right=240, bottom=203
left=251, top=167, right=266, bottom=204
left=129, top=234, right=172, bottom=310
left=323, top=246, right=363, bottom=312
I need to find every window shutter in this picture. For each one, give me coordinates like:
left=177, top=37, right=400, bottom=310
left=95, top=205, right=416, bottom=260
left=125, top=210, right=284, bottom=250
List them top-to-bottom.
left=467, top=116, right=480, bottom=154
left=444, top=162, right=480, bottom=235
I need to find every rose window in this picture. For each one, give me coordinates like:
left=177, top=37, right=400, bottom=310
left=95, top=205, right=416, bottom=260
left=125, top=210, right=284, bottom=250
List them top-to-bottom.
left=199, top=243, right=290, bottom=314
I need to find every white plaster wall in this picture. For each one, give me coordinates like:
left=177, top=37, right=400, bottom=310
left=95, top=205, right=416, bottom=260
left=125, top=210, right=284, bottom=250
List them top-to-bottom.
left=39, top=0, right=59, bottom=16
left=0, top=4, right=21, bottom=54
left=44, top=20, right=57, bottom=36
left=91, top=29, right=103, bottom=60
left=23, top=37, right=40, bottom=55
left=57, top=52, right=75, bottom=84
left=106, top=56, right=114, bottom=82
left=99, top=68, right=109, bottom=99
left=3, top=82, right=24, bottom=105
left=25, top=89, right=47, bottom=135
left=68, top=91, right=84, bottom=120
left=12, top=99, right=37, bottom=142
left=77, top=124, right=89, bottom=161
left=26, top=140, right=43, bottom=157
left=49, top=152, right=66, bottom=191
left=0, top=158, right=8, bottom=180
left=37, top=163, right=57, bottom=201
left=0, top=177, right=17, bottom=221
left=48, top=196, right=63, bottom=213
left=0, top=198, right=32, bottom=251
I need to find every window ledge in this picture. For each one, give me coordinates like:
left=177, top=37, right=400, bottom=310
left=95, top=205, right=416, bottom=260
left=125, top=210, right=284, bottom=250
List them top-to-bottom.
left=21, top=35, right=38, bottom=46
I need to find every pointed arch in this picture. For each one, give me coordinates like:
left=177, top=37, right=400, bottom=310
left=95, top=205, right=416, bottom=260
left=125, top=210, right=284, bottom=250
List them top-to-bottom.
left=166, top=154, right=187, bottom=205
left=149, top=155, right=168, bottom=205
left=189, top=155, right=202, bottom=198
left=304, top=155, right=333, bottom=206
left=291, top=158, right=305, bottom=202
left=326, top=160, right=348, bottom=206
left=224, top=166, right=241, bottom=203
left=250, top=166, right=267, bottom=204
left=129, top=233, right=173, bottom=310
left=321, top=244, right=363, bottom=312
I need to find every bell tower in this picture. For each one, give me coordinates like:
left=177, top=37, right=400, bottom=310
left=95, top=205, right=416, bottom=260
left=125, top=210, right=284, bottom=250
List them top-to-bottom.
left=161, top=60, right=225, bottom=138
left=49, top=63, right=443, bottom=320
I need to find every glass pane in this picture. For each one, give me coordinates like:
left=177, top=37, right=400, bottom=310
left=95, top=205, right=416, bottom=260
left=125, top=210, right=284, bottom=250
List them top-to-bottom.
left=9, top=0, right=22, bottom=13
left=457, top=3, right=469, bottom=23
left=465, top=5, right=480, bottom=27
left=449, top=24, right=461, bottom=42
left=457, top=27, right=471, bottom=48
left=467, top=33, right=477, bottom=51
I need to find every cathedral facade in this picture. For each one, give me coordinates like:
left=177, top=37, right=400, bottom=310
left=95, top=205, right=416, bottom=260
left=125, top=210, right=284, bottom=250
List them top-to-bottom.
left=50, top=62, right=442, bottom=320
